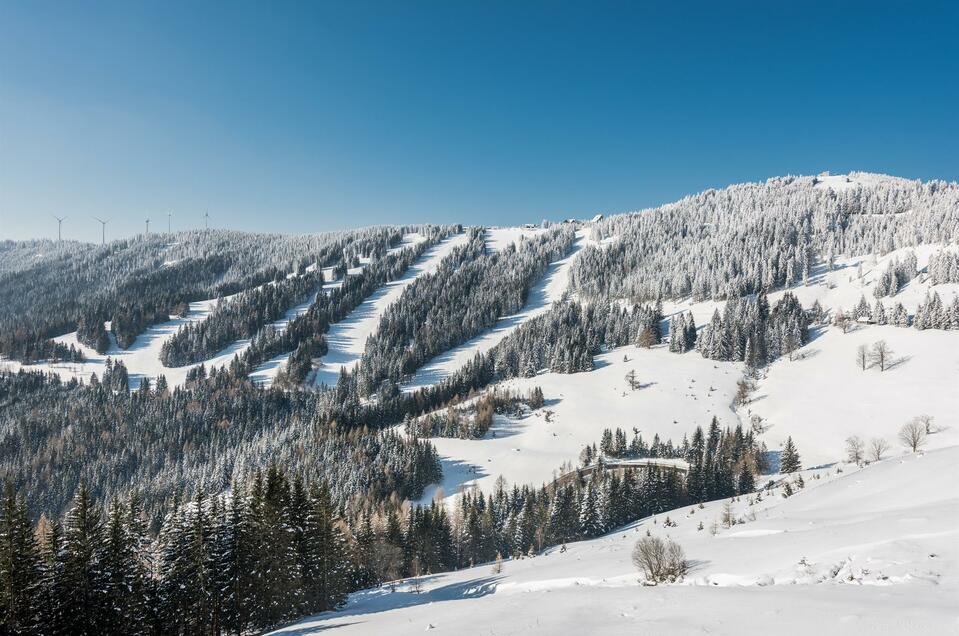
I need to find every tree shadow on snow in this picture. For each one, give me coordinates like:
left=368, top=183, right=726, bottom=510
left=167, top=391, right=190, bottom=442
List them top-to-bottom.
left=885, top=355, right=911, bottom=371
left=283, top=575, right=504, bottom=634
left=274, top=621, right=360, bottom=635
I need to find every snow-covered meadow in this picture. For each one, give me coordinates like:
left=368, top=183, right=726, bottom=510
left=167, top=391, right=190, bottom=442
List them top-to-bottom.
left=275, top=446, right=959, bottom=635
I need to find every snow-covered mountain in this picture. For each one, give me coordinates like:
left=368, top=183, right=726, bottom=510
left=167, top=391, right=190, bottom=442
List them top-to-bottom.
left=2, top=172, right=957, bottom=636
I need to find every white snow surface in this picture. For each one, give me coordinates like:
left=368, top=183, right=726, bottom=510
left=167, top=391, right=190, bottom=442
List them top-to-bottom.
left=484, top=226, right=546, bottom=252
left=402, top=229, right=589, bottom=393
left=310, top=233, right=469, bottom=388
left=418, top=345, right=741, bottom=504
left=274, top=446, right=959, bottom=635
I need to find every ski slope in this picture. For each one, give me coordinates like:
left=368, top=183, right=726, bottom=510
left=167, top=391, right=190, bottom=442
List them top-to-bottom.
left=402, top=229, right=589, bottom=393
left=310, top=232, right=469, bottom=388
left=0, top=234, right=432, bottom=389
left=0, top=296, right=235, bottom=388
left=274, top=446, right=959, bottom=636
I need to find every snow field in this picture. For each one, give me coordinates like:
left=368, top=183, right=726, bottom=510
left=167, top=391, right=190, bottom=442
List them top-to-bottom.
left=417, top=344, right=741, bottom=504
left=274, top=446, right=959, bottom=636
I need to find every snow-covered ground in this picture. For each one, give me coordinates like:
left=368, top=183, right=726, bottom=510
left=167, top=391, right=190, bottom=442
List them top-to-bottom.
left=812, top=171, right=915, bottom=193
left=484, top=226, right=546, bottom=252
left=402, top=229, right=589, bottom=393
left=310, top=233, right=469, bottom=388
left=663, top=244, right=959, bottom=328
left=749, top=325, right=959, bottom=467
left=418, top=346, right=741, bottom=504
left=274, top=446, right=959, bottom=636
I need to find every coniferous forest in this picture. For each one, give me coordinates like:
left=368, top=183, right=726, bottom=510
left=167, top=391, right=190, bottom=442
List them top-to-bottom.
left=0, top=414, right=768, bottom=636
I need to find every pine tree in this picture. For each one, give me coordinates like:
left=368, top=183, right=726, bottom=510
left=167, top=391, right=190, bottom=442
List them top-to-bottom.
left=780, top=437, right=802, bottom=474
left=737, top=462, right=755, bottom=495
left=578, top=482, right=601, bottom=538
left=0, top=483, right=42, bottom=635
left=61, top=483, right=106, bottom=635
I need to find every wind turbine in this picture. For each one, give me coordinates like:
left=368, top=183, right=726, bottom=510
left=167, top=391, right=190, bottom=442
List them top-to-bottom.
left=53, top=215, right=67, bottom=242
left=93, top=216, right=109, bottom=245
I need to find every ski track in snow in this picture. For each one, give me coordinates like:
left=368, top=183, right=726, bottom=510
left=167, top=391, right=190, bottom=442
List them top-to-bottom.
left=401, top=228, right=590, bottom=393
left=309, top=233, right=469, bottom=388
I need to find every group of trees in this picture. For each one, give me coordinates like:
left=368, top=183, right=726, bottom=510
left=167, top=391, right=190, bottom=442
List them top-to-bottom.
left=571, top=174, right=959, bottom=303
left=356, top=226, right=575, bottom=393
left=927, top=249, right=959, bottom=285
left=872, top=252, right=918, bottom=298
left=160, top=268, right=326, bottom=367
left=836, top=291, right=959, bottom=331
left=913, top=291, right=959, bottom=330
left=697, top=292, right=809, bottom=365
left=666, top=312, right=697, bottom=353
left=855, top=340, right=895, bottom=371
left=0, top=369, right=442, bottom=523
left=405, top=387, right=545, bottom=440
left=0, top=408, right=773, bottom=635
left=846, top=414, right=937, bottom=466
left=586, top=427, right=685, bottom=464
left=0, top=467, right=352, bottom=635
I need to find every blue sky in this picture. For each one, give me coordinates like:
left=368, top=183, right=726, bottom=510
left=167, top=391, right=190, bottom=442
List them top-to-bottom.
left=1, top=1, right=957, bottom=242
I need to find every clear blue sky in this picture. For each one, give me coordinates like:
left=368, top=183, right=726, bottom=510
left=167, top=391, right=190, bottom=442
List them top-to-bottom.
left=1, top=1, right=956, bottom=242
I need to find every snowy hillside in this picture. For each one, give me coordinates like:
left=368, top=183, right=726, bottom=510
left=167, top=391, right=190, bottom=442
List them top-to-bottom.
left=402, top=229, right=589, bottom=392
left=310, top=233, right=469, bottom=388
left=411, top=245, right=959, bottom=505
left=275, top=446, right=959, bottom=636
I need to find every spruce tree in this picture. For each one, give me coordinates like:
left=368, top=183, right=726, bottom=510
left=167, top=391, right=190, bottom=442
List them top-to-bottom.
left=780, top=437, right=802, bottom=474
left=0, top=483, right=41, bottom=635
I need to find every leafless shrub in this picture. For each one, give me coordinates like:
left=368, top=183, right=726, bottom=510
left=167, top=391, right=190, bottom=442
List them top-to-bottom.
left=632, top=536, right=687, bottom=583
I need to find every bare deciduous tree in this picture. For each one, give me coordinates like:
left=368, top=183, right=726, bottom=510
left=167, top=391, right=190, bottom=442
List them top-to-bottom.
left=834, top=309, right=852, bottom=334
left=870, top=340, right=893, bottom=372
left=856, top=344, right=869, bottom=370
left=914, top=414, right=936, bottom=434
left=898, top=419, right=927, bottom=453
left=845, top=436, right=865, bottom=465
left=869, top=437, right=890, bottom=462
left=721, top=501, right=736, bottom=528
left=632, top=536, right=688, bottom=583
